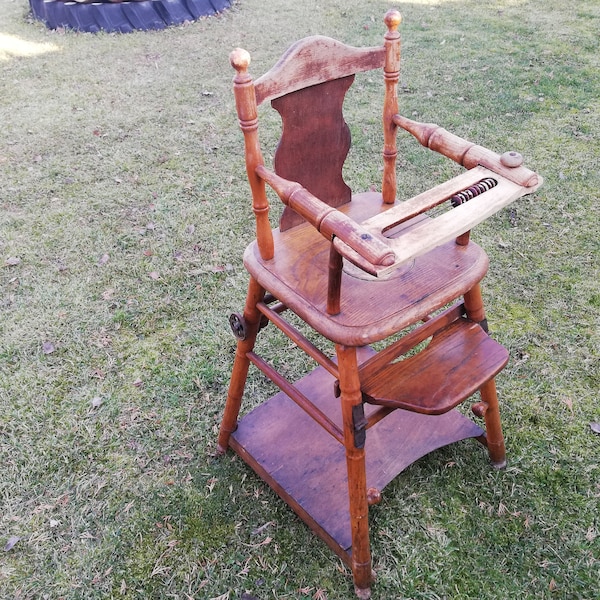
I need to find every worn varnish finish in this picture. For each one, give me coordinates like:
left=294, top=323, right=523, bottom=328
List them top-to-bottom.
left=219, top=9, right=541, bottom=598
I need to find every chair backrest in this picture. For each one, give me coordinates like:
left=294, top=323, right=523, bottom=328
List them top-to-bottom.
left=230, top=11, right=402, bottom=247
left=254, top=37, right=387, bottom=230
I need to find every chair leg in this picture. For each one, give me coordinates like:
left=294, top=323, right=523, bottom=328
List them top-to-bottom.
left=217, top=277, right=265, bottom=454
left=463, top=282, right=487, bottom=329
left=463, top=284, right=507, bottom=468
left=336, top=344, right=373, bottom=599
left=479, top=378, right=507, bottom=469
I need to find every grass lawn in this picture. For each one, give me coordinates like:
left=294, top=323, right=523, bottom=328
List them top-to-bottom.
left=1, top=0, right=598, bottom=598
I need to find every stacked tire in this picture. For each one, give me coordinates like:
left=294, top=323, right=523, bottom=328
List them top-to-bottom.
left=29, top=0, right=232, bottom=33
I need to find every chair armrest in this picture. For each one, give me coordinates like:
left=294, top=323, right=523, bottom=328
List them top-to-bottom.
left=393, top=114, right=541, bottom=190
left=255, top=165, right=395, bottom=269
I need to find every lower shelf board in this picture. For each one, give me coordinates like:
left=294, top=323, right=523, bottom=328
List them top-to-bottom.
left=230, top=353, right=484, bottom=559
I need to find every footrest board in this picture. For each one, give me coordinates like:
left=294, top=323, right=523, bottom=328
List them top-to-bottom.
left=361, top=319, right=509, bottom=415
left=230, top=348, right=484, bottom=558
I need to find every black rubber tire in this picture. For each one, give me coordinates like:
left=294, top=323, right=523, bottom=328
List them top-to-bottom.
left=29, top=0, right=232, bottom=33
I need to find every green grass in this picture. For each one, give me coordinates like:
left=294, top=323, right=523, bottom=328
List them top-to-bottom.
left=1, top=0, right=599, bottom=598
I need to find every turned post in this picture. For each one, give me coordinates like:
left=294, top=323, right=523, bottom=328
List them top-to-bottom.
left=382, top=10, right=402, bottom=204
left=230, top=49, right=274, bottom=261
left=327, top=246, right=343, bottom=316
left=217, top=277, right=266, bottom=453
left=463, top=283, right=488, bottom=331
left=336, top=344, right=373, bottom=597
left=478, top=379, right=507, bottom=468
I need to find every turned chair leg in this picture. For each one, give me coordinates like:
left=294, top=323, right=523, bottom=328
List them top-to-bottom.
left=217, top=277, right=265, bottom=454
left=462, top=283, right=507, bottom=468
left=463, top=283, right=487, bottom=330
left=336, top=345, right=374, bottom=599
left=479, top=378, right=507, bottom=469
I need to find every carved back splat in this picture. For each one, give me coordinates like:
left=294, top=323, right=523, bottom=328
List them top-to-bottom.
left=251, top=35, right=386, bottom=231
left=273, top=76, right=353, bottom=231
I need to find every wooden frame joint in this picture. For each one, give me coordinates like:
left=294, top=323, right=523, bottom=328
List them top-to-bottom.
left=352, top=403, right=368, bottom=449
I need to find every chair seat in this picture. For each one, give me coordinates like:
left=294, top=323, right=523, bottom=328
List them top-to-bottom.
left=243, top=192, right=490, bottom=346
left=360, top=318, right=509, bottom=414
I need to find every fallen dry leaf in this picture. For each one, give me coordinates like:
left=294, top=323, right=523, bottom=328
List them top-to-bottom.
left=98, top=253, right=110, bottom=266
left=4, top=257, right=20, bottom=267
left=148, top=271, right=160, bottom=280
left=42, top=341, right=56, bottom=354
left=91, top=397, right=103, bottom=409
left=590, top=423, right=600, bottom=434
left=252, top=521, right=274, bottom=536
left=4, top=536, right=20, bottom=551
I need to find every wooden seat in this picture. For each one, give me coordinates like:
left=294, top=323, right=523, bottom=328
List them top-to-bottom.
left=217, top=10, right=541, bottom=598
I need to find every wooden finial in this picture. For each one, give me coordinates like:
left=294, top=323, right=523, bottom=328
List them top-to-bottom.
left=384, top=9, right=402, bottom=33
left=230, top=48, right=251, bottom=74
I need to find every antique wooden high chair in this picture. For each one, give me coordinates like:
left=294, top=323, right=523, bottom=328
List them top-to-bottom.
left=217, top=10, right=541, bottom=598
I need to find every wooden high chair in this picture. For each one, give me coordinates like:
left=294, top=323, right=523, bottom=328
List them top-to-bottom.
left=217, top=10, right=541, bottom=598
